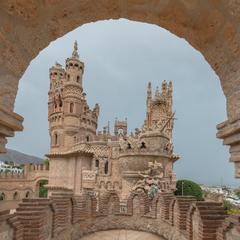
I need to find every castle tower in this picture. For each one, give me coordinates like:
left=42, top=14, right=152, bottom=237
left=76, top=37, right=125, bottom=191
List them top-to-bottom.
left=48, top=42, right=100, bottom=152
left=144, top=80, right=173, bottom=139
left=114, top=118, right=127, bottom=140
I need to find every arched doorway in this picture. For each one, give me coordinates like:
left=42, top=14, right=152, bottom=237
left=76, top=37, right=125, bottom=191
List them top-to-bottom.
left=36, top=179, right=48, bottom=198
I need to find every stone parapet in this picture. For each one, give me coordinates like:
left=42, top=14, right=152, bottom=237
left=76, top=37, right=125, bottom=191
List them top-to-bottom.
left=0, top=193, right=239, bottom=240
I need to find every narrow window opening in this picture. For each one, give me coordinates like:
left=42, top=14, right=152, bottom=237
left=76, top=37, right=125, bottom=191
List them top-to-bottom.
left=70, top=103, right=74, bottom=113
left=140, top=142, right=146, bottom=149
left=95, top=160, right=99, bottom=168
left=104, top=161, right=109, bottom=174
left=13, top=192, right=18, bottom=200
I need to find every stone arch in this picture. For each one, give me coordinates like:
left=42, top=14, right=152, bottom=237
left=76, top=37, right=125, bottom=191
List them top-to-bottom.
left=0, top=2, right=240, bottom=176
left=35, top=178, right=49, bottom=198
left=106, top=181, right=112, bottom=190
left=113, top=181, right=120, bottom=190
left=12, top=191, right=19, bottom=200
left=25, top=191, right=31, bottom=198
left=100, top=191, right=120, bottom=215
left=128, top=191, right=149, bottom=216
left=0, top=192, right=5, bottom=200
left=85, top=193, right=97, bottom=218
left=156, top=193, right=174, bottom=221
left=186, top=201, right=226, bottom=240
left=186, top=204, right=198, bottom=240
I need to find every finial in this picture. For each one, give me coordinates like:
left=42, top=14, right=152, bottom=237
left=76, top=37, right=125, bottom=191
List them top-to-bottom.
left=72, top=40, right=79, bottom=59
left=162, top=80, right=167, bottom=96
left=148, top=81, right=152, bottom=88
left=168, top=81, right=173, bottom=95
left=155, top=86, right=160, bottom=98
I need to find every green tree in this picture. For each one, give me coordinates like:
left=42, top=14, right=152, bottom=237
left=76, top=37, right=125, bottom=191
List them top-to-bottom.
left=44, top=159, right=49, bottom=168
left=175, top=179, right=203, bottom=200
left=39, top=180, right=48, bottom=198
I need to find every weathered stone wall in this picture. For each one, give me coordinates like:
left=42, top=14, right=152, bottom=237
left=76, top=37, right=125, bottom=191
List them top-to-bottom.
left=0, top=1, right=240, bottom=177
left=0, top=163, right=49, bottom=210
left=0, top=191, right=239, bottom=240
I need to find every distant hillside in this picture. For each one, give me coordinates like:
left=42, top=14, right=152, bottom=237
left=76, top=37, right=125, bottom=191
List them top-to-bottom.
left=0, top=149, right=43, bottom=165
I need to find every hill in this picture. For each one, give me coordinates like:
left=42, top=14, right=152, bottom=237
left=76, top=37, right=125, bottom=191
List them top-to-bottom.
left=0, top=149, right=43, bottom=165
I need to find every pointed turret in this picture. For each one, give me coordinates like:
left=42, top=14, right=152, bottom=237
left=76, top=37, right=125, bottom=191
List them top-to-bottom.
left=72, top=40, right=79, bottom=59
left=48, top=42, right=99, bottom=151
left=162, top=80, right=167, bottom=97
left=146, top=81, right=152, bottom=128
left=155, top=85, right=160, bottom=99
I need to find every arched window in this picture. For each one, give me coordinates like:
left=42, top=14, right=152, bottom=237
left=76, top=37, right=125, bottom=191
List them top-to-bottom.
left=67, top=74, right=70, bottom=81
left=77, top=76, right=80, bottom=82
left=59, top=99, right=62, bottom=108
left=70, top=102, right=74, bottom=113
left=118, top=128, right=123, bottom=135
left=54, top=133, right=58, bottom=145
left=74, top=136, right=77, bottom=143
left=86, top=136, right=90, bottom=142
left=140, top=142, right=146, bottom=149
left=127, top=143, right=132, bottom=149
left=95, top=159, right=99, bottom=168
left=104, top=161, right=109, bottom=175
left=25, top=191, right=30, bottom=198
left=0, top=192, right=5, bottom=201
left=13, top=192, right=18, bottom=200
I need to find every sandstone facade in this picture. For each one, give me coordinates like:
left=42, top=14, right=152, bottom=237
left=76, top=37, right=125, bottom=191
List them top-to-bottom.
left=47, top=42, right=178, bottom=202
left=0, top=163, right=49, bottom=211
left=0, top=192, right=239, bottom=240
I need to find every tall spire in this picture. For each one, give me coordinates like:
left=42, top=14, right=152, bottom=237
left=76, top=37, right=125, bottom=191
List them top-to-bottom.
left=72, top=40, right=79, bottom=59
left=162, top=80, right=167, bottom=97
left=147, top=81, right=152, bottom=98
left=155, top=86, right=160, bottom=98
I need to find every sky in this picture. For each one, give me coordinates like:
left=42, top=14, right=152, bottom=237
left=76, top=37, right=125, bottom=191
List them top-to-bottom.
left=7, top=19, right=239, bottom=187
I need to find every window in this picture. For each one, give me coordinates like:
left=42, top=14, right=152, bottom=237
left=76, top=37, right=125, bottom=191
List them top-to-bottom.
left=67, top=74, right=70, bottom=81
left=77, top=76, right=80, bottom=82
left=70, top=102, right=74, bottom=113
left=54, top=133, right=58, bottom=145
left=86, top=136, right=90, bottom=142
left=140, top=142, right=146, bottom=149
left=127, top=143, right=132, bottom=149
left=95, top=159, right=99, bottom=168
left=104, top=161, right=109, bottom=174
left=25, top=191, right=30, bottom=198
left=0, top=192, right=5, bottom=201
left=13, top=192, right=18, bottom=200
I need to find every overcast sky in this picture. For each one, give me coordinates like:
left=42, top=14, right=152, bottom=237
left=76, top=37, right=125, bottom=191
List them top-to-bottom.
left=8, top=19, right=239, bottom=187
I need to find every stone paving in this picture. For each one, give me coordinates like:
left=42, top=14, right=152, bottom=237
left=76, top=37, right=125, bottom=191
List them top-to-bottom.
left=80, top=229, right=164, bottom=240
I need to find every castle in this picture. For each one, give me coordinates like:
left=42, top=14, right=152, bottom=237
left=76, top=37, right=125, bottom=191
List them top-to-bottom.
left=47, top=41, right=179, bottom=201
left=0, top=42, right=239, bottom=240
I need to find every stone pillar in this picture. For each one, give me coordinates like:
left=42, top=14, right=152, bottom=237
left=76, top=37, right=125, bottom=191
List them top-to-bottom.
left=0, top=107, right=23, bottom=153
left=217, top=120, right=240, bottom=178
